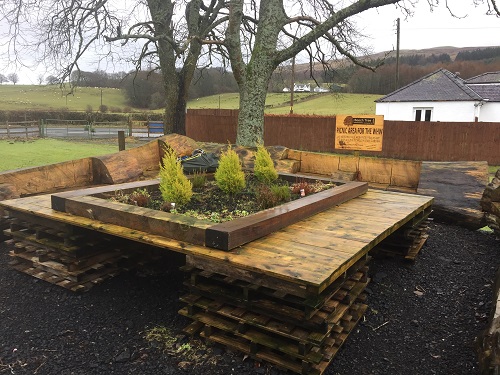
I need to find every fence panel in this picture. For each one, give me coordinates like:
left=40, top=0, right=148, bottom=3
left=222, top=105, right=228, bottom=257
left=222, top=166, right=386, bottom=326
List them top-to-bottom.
left=185, top=110, right=500, bottom=164
left=42, top=119, right=89, bottom=139
left=0, top=121, right=39, bottom=138
left=90, top=121, right=131, bottom=139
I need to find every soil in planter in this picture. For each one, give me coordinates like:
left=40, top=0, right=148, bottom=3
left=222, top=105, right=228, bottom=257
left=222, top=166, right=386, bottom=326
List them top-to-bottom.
left=111, top=174, right=337, bottom=223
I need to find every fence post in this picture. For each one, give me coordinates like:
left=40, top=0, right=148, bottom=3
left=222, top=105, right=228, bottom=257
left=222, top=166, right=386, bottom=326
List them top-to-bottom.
left=6, top=121, right=9, bottom=137
left=25, top=124, right=28, bottom=139
left=118, top=130, right=125, bottom=151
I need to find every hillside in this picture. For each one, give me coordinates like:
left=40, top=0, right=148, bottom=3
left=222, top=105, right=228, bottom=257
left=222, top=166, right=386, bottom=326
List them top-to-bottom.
left=365, top=46, right=496, bottom=61
left=0, top=84, right=379, bottom=115
left=0, top=85, right=129, bottom=112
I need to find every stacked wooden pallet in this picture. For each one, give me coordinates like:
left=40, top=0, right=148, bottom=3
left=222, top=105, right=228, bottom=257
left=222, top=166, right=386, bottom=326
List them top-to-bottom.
left=370, top=207, right=432, bottom=261
left=3, top=215, right=161, bottom=292
left=179, top=256, right=370, bottom=375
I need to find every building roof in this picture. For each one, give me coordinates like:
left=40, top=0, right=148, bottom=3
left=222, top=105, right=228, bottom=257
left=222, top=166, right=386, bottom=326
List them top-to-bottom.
left=376, top=68, right=484, bottom=103
left=465, top=72, right=500, bottom=84
left=469, top=84, right=500, bottom=101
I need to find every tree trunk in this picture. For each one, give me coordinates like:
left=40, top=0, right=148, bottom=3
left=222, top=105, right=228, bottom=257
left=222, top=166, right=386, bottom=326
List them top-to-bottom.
left=233, top=0, right=286, bottom=147
left=236, top=61, right=275, bottom=146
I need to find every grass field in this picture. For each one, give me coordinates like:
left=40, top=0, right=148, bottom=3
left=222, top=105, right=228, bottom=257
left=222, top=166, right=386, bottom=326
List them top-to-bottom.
left=0, top=85, right=379, bottom=115
left=0, top=85, right=129, bottom=111
left=187, top=92, right=380, bottom=115
left=0, top=139, right=120, bottom=171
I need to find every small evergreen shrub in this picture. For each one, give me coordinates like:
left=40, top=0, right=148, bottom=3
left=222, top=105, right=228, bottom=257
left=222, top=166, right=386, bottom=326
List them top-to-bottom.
left=254, top=144, right=278, bottom=184
left=215, top=146, right=246, bottom=195
left=159, top=148, right=193, bottom=206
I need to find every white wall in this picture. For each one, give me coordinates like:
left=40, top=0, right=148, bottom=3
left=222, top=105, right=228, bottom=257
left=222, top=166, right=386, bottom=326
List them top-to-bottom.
left=376, top=101, right=482, bottom=122
left=478, top=102, right=500, bottom=122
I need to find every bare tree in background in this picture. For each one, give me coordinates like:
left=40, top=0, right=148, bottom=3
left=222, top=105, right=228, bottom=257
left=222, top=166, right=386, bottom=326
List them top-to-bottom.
left=0, top=0, right=227, bottom=134
left=0, top=0, right=498, bottom=144
left=224, top=0, right=500, bottom=146
left=7, top=73, right=19, bottom=85
left=0, top=74, right=7, bottom=85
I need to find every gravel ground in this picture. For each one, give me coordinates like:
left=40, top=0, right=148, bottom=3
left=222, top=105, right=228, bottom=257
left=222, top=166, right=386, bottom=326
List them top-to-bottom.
left=0, top=221, right=499, bottom=375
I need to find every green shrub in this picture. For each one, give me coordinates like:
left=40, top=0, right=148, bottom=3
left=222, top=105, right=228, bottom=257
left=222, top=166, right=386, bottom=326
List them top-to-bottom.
left=254, top=144, right=278, bottom=184
left=215, top=146, right=246, bottom=195
left=159, top=148, right=193, bottom=206
left=191, top=171, right=207, bottom=189
left=270, top=184, right=291, bottom=202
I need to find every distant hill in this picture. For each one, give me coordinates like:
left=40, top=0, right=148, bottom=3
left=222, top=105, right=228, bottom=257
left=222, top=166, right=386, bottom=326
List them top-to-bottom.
left=284, top=46, right=500, bottom=95
left=365, top=46, right=499, bottom=61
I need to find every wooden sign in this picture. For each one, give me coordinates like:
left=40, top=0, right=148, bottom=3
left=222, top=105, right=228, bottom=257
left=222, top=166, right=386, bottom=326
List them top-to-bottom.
left=335, top=115, right=384, bottom=151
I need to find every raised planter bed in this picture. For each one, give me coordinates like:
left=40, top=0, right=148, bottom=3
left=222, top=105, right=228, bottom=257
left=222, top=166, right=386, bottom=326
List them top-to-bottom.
left=51, top=174, right=368, bottom=251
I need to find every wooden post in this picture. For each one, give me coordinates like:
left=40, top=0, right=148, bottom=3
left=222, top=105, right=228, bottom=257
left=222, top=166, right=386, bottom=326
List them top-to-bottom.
left=6, top=121, right=9, bottom=137
left=118, top=130, right=125, bottom=151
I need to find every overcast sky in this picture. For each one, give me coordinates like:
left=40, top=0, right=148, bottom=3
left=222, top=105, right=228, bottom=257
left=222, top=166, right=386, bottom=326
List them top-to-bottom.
left=4, top=0, right=500, bottom=84
left=358, top=1, right=500, bottom=53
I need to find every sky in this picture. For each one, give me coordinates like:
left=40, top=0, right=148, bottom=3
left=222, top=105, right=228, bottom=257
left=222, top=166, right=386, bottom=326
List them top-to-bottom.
left=2, top=0, right=500, bottom=84
left=357, top=1, right=500, bottom=53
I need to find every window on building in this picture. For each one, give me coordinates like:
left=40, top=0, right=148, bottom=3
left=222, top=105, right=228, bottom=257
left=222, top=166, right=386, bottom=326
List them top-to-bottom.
left=414, top=108, right=433, bottom=121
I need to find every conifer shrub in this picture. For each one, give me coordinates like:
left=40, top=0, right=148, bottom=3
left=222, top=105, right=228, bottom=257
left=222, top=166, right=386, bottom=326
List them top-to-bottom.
left=254, top=144, right=278, bottom=184
left=215, top=146, right=246, bottom=195
left=159, top=148, right=193, bottom=206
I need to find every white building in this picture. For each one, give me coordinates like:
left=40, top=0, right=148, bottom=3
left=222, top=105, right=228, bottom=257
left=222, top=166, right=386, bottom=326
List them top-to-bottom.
left=375, top=68, right=500, bottom=122
left=293, top=83, right=311, bottom=92
left=313, top=86, right=329, bottom=93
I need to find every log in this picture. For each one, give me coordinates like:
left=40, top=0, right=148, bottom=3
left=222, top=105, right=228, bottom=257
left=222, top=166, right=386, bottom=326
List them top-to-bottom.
left=158, top=133, right=199, bottom=158
left=91, top=138, right=164, bottom=184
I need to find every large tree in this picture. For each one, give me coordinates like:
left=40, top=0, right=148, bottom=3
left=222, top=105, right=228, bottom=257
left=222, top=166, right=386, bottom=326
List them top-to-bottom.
left=0, top=0, right=227, bottom=134
left=1, top=0, right=498, bottom=143
left=224, top=0, right=500, bottom=146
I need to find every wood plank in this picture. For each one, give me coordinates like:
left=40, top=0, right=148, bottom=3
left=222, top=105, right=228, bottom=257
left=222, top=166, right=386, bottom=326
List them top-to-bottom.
left=51, top=179, right=160, bottom=211
left=205, top=182, right=368, bottom=250
left=1, top=188, right=433, bottom=290
left=63, top=196, right=210, bottom=245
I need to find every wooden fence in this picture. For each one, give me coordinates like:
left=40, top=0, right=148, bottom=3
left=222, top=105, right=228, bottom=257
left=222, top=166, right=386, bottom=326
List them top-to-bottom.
left=186, top=109, right=500, bottom=164
left=0, top=121, right=40, bottom=138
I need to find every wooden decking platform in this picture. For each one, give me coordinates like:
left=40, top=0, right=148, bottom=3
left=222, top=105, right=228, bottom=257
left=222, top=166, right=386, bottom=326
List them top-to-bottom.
left=0, top=189, right=433, bottom=374
left=1, top=190, right=432, bottom=292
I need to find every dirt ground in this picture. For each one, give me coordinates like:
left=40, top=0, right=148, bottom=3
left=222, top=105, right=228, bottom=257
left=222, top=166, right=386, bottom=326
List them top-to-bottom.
left=0, top=221, right=499, bottom=375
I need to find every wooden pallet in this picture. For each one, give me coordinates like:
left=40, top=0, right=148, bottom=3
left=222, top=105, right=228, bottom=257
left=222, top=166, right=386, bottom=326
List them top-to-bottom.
left=370, top=215, right=431, bottom=260
left=3, top=218, right=163, bottom=292
left=180, top=258, right=370, bottom=374
left=196, top=303, right=368, bottom=375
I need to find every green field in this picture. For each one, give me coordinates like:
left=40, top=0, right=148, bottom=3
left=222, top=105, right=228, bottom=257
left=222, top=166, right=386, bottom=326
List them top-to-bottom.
left=0, top=85, right=380, bottom=115
left=0, top=85, right=129, bottom=111
left=187, top=92, right=380, bottom=115
left=0, top=139, right=120, bottom=171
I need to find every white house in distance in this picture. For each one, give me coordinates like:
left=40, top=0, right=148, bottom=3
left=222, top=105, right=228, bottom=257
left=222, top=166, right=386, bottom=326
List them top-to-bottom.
left=375, top=68, right=500, bottom=122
